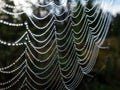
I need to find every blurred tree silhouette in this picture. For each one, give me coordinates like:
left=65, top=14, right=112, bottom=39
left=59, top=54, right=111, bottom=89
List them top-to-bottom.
left=112, top=14, right=120, bottom=37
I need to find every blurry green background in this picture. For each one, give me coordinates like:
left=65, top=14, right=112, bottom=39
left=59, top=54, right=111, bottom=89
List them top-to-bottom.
left=76, top=14, right=120, bottom=90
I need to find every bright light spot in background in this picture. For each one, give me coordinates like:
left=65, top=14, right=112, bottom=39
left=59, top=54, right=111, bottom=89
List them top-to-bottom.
left=0, top=0, right=5, bottom=8
left=12, top=0, right=120, bottom=16
left=13, top=0, right=38, bottom=16
left=13, top=0, right=77, bottom=16
left=13, top=0, right=38, bottom=5
left=61, top=0, right=67, bottom=7
left=80, top=0, right=88, bottom=6
left=98, top=0, right=120, bottom=16
left=100, top=0, right=113, bottom=13
left=110, top=0, right=120, bottom=16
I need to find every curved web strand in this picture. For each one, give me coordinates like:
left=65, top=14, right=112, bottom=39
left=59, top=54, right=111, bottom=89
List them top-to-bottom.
left=0, top=0, right=112, bottom=90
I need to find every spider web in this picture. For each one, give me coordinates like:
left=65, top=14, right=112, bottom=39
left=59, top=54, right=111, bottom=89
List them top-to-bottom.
left=0, top=0, right=112, bottom=90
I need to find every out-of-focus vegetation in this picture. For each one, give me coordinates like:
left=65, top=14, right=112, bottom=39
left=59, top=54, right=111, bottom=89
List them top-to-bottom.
left=76, top=14, right=120, bottom=90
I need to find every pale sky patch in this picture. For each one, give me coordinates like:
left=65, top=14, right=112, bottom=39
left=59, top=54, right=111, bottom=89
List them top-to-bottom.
left=100, top=0, right=120, bottom=16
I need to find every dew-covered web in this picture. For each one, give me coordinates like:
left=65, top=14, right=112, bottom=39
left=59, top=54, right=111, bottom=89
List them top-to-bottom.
left=0, top=0, right=113, bottom=90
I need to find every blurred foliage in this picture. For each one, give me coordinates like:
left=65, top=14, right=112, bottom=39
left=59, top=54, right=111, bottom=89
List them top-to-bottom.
left=76, top=14, right=120, bottom=90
